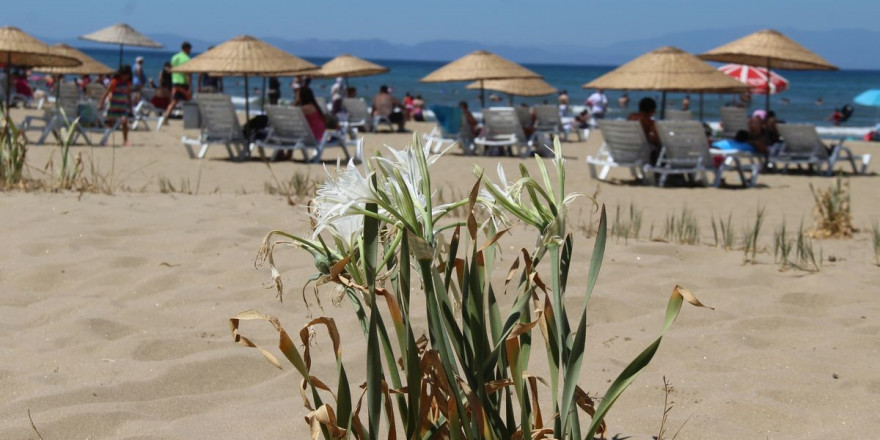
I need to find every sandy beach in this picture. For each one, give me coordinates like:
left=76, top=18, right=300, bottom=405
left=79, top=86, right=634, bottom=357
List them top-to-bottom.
left=2, top=109, right=879, bottom=439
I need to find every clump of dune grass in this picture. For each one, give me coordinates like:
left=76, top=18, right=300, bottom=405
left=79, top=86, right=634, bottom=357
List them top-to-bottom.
left=0, top=114, right=28, bottom=187
left=234, top=136, right=711, bottom=439
left=263, top=163, right=316, bottom=203
left=810, top=176, right=853, bottom=238
left=611, top=202, right=643, bottom=244
left=742, top=205, right=765, bottom=264
left=664, top=207, right=699, bottom=245
left=711, top=213, right=735, bottom=250
left=774, top=219, right=822, bottom=272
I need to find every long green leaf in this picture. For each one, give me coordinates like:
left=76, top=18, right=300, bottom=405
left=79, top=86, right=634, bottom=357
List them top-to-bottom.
left=364, top=200, right=383, bottom=440
left=561, top=206, right=606, bottom=437
left=585, top=285, right=711, bottom=439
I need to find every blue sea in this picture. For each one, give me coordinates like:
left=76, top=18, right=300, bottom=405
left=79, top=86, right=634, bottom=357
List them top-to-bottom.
left=79, top=47, right=880, bottom=128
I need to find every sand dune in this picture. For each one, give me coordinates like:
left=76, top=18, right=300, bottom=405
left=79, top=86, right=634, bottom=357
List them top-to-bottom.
left=1, top=108, right=879, bottom=439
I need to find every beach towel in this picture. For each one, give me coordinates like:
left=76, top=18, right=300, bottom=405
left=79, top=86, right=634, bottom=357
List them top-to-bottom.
left=430, top=105, right=461, bottom=135
left=712, top=139, right=757, bottom=154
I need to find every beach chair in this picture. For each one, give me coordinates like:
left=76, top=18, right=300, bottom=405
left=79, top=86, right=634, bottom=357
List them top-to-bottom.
left=0, top=74, right=33, bottom=108
left=19, top=83, right=91, bottom=145
left=85, top=83, right=106, bottom=102
left=131, top=87, right=164, bottom=131
left=180, top=94, right=247, bottom=160
left=315, top=96, right=328, bottom=112
left=341, top=98, right=373, bottom=136
left=76, top=100, right=121, bottom=146
left=533, top=104, right=568, bottom=141
left=248, top=105, right=357, bottom=163
left=424, top=105, right=475, bottom=154
left=514, top=106, right=533, bottom=131
left=720, top=106, right=749, bottom=138
left=475, top=107, right=533, bottom=157
left=664, top=109, right=692, bottom=121
left=586, top=120, right=652, bottom=183
left=653, top=120, right=760, bottom=187
left=771, top=124, right=871, bottom=175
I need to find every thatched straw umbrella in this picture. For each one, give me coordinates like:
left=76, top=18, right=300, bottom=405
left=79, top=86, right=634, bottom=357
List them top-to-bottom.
left=79, top=23, right=163, bottom=67
left=0, top=26, right=80, bottom=111
left=698, top=29, right=837, bottom=111
left=172, top=35, right=317, bottom=117
left=32, top=44, right=115, bottom=106
left=35, top=44, right=114, bottom=75
left=583, top=46, right=748, bottom=119
left=421, top=50, right=540, bottom=108
left=294, top=54, right=389, bottom=107
left=307, top=54, right=389, bottom=78
left=466, top=77, right=556, bottom=105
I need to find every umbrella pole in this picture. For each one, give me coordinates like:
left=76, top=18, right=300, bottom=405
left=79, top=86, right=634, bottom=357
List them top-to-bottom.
left=119, top=44, right=124, bottom=68
left=765, top=58, right=771, bottom=113
left=244, top=74, right=250, bottom=121
left=261, top=77, right=266, bottom=113
left=480, top=79, right=485, bottom=109
left=660, top=91, right=667, bottom=120
left=508, top=93, right=513, bottom=106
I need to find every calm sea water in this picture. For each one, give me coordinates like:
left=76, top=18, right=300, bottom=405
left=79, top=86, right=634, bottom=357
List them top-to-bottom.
left=80, top=47, right=880, bottom=127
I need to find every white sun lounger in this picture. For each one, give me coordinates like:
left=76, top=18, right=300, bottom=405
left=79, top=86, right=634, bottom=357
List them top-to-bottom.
left=180, top=94, right=247, bottom=160
left=248, top=105, right=359, bottom=163
left=720, top=106, right=749, bottom=139
left=475, top=107, right=534, bottom=157
left=586, top=120, right=653, bottom=183
left=654, top=120, right=760, bottom=187
left=772, top=124, right=871, bottom=175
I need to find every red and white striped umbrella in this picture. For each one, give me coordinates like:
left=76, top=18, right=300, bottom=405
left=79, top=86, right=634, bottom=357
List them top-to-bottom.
left=718, top=63, right=789, bottom=95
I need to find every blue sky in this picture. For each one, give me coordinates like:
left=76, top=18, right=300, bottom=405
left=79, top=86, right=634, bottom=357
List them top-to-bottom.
left=13, top=0, right=879, bottom=46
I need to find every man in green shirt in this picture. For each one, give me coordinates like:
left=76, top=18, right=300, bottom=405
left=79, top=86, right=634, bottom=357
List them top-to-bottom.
left=161, top=41, right=193, bottom=127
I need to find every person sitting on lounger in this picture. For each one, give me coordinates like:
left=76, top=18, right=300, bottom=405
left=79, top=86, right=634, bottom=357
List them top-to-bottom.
left=372, top=85, right=406, bottom=132
left=627, top=97, right=661, bottom=163
left=460, top=101, right=480, bottom=137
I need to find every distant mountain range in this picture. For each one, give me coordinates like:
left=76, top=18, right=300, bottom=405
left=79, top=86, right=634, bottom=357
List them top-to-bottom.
left=42, top=26, right=880, bottom=70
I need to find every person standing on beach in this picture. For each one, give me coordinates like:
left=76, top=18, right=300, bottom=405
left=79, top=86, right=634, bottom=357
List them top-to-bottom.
left=161, top=42, right=192, bottom=126
left=132, top=56, right=146, bottom=102
left=99, top=65, right=133, bottom=146
left=268, top=77, right=280, bottom=105
left=586, top=88, right=608, bottom=119
left=558, top=90, right=570, bottom=116
left=681, top=95, right=691, bottom=111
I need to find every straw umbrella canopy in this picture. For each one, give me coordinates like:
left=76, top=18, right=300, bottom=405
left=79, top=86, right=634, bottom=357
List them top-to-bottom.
left=80, top=23, right=163, bottom=67
left=0, top=26, right=80, bottom=111
left=698, top=29, right=837, bottom=111
left=172, top=35, right=317, bottom=117
left=35, top=44, right=114, bottom=75
left=583, top=46, right=748, bottom=119
left=421, top=50, right=541, bottom=107
left=306, top=54, right=389, bottom=79
left=466, top=77, right=556, bottom=105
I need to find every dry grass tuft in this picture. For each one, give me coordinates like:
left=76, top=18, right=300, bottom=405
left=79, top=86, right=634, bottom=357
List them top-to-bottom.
left=810, top=177, right=853, bottom=238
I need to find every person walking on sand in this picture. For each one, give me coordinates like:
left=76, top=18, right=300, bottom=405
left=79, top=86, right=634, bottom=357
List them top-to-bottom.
left=160, top=42, right=192, bottom=129
left=99, top=65, right=134, bottom=146
left=586, top=88, right=608, bottom=119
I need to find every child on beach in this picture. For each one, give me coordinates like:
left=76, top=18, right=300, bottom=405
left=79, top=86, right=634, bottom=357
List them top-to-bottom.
left=99, top=65, right=133, bottom=146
